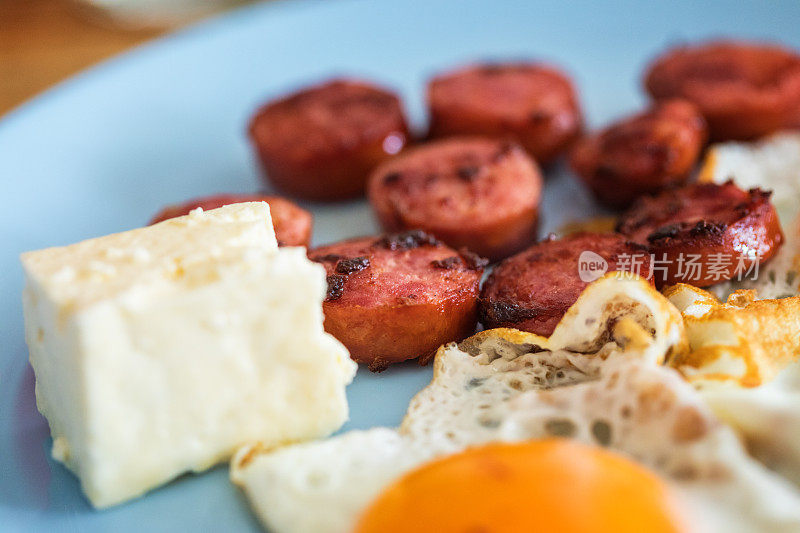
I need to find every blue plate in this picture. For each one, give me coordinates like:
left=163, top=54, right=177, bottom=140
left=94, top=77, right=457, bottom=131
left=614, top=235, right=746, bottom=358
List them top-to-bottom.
left=2, top=0, right=799, bottom=530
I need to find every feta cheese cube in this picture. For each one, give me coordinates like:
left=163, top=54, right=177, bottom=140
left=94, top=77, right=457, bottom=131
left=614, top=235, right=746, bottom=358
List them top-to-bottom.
left=21, top=202, right=356, bottom=507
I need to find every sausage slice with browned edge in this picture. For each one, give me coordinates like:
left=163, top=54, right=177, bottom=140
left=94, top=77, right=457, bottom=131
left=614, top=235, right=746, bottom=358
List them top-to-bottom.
left=644, top=41, right=800, bottom=141
left=427, top=63, right=583, bottom=165
left=249, top=79, right=410, bottom=201
left=570, top=99, right=708, bottom=209
left=368, top=138, right=542, bottom=261
left=617, top=182, right=783, bottom=287
left=150, top=193, right=313, bottom=248
left=309, top=231, right=486, bottom=371
left=480, top=232, right=653, bottom=337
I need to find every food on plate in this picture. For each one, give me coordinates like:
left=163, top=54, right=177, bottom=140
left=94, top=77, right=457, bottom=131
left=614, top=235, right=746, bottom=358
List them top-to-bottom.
left=21, top=35, right=800, bottom=529
left=644, top=40, right=800, bottom=140
left=427, top=62, right=582, bottom=165
left=249, top=79, right=410, bottom=201
left=570, top=99, right=707, bottom=209
left=697, top=132, right=800, bottom=299
left=367, top=137, right=542, bottom=261
left=616, top=181, right=783, bottom=287
left=149, top=193, right=313, bottom=247
left=20, top=203, right=355, bottom=507
left=309, top=230, right=485, bottom=371
left=479, top=232, right=653, bottom=336
left=232, top=274, right=800, bottom=533
left=664, top=283, right=800, bottom=387
left=354, top=440, right=688, bottom=533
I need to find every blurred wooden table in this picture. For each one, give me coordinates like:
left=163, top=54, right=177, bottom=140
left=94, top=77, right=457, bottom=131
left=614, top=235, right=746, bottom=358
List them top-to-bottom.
left=0, top=0, right=164, bottom=116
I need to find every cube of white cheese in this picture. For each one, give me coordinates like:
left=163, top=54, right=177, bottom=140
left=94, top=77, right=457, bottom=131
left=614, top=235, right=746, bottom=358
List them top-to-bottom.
left=21, top=202, right=356, bottom=508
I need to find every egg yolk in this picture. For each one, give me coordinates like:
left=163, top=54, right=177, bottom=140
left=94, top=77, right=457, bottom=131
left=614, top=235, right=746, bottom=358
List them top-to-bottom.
left=354, top=439, right=688, bottom=533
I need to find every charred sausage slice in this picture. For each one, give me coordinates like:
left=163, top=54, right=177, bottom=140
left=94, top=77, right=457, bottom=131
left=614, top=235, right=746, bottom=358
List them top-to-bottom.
left=644, top=41, right=800, bottom=141
left=427, top=63, right=582, bottom=165
left=249, top=79, right=410, bottom=201
left=570, top=99, right=707, bottom=209
left=368, top=137, right=542, bottom=261
left=617, top=182, right=783, bottom=287
left=149, top=193, right=313, bottom=247
left=309, top=231, right=485, bottom=371
left=480, top=232, right=653, bottom=337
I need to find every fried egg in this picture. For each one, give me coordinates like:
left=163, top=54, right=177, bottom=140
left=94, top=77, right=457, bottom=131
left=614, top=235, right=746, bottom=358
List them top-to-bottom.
left=231, top=274, right=800, bottom=533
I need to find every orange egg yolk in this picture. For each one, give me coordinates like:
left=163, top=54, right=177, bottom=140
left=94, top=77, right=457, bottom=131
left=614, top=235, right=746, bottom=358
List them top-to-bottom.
left=354, top=439, right=688, bottom=533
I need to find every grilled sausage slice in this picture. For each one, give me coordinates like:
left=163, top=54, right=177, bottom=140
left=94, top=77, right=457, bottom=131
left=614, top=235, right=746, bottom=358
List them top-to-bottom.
left=644, top=41, right=800, bottom=141
left=427, top=63, right=582, bottom=165
left=249, top=79, right=410, bottom=201
left=570, top=100, right=707, bottom=209
left=368, top=137, right=542, bottom=261
left=617, top=182, right=783, bottom=287
left=309, top=231, right=485, bottom=371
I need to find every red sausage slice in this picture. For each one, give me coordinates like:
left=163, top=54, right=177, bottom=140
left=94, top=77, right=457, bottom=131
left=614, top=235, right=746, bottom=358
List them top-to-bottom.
left=644, top=41, right=800, bottom=141
left=427, top=63, right=583, bottom=165
left=249, top=79, right=410, bottom=201
left=570, top=99, right=708, bottom=209
left=368, top=138, right=542, bottom=261
left=616, top=182, right=783, bottom=287
left=150, top=194, right=313, bottom=248
left=309, top=231, right=485, bottom=371
left=480, top=232, right=653, bottom=337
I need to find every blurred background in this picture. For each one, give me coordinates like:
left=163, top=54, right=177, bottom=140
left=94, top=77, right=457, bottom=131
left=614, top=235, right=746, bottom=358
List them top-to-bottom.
left=0, top=0, right=249, bottom=116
